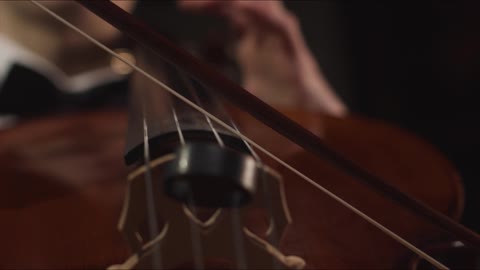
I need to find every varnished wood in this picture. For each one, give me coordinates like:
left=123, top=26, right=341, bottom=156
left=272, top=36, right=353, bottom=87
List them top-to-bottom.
left=76, top=0, right=480, bottom=248
left=0, top=110, right=466, bottom=269
left=0, top=111, right=129, bottom=269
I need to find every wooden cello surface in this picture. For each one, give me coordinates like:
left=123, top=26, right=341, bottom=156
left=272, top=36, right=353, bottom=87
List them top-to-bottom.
left=0, top=109, right=464, bottom=269
left=0, top=111, right=129, bottom=269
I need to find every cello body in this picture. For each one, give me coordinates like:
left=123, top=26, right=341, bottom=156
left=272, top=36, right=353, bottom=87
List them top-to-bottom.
left=0, top=1, right=476, bottom=268
left=0, top=109, right=465, bottom=269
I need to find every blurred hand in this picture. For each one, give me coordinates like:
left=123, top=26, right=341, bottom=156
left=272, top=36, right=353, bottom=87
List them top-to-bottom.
left=178, top=0, right=347, bottom=116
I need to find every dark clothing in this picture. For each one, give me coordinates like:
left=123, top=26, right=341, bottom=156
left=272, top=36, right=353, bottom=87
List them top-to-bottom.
left=0, top=64, right=128, bottom=118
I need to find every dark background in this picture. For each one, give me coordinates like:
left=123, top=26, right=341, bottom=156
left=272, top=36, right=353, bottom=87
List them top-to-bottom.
left=135, top=1, right=480, bottom=231
left=341, top=1, right=480, bottom=232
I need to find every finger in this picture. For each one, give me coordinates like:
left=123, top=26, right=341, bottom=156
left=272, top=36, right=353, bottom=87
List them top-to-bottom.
left=229, top=1, right=300, bottom=51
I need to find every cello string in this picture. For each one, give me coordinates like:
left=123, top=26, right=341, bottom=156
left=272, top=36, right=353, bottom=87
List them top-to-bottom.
left=29, top=2, right=448, bottom=269
left=177, top=70, right=225, bottom=147
left=178, top=70, right=252, bottom=268
left=185, top=76, right=280, bottom=266
left=188, top=78, right=281, bottom=264
left=187, top=79, right=281, bottom=269
left=172, top=106, right=205, bottom=270
left=172, top=106, right=186, bottom=145
left=142, top=112, right=163, bottom=269
left=228, top=120, right=281, bottom=269
left=231, top=121, right=261, bottom=161
left=186, top=193, right=205, bottom=270
left=231, top=205, right=248, bottom=269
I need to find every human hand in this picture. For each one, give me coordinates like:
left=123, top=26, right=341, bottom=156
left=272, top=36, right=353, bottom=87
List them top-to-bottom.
left=178, top=0, right=347, bottom=116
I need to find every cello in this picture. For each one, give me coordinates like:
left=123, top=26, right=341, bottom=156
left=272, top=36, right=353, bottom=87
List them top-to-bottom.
left=0, top=1, right=478, bottom=269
